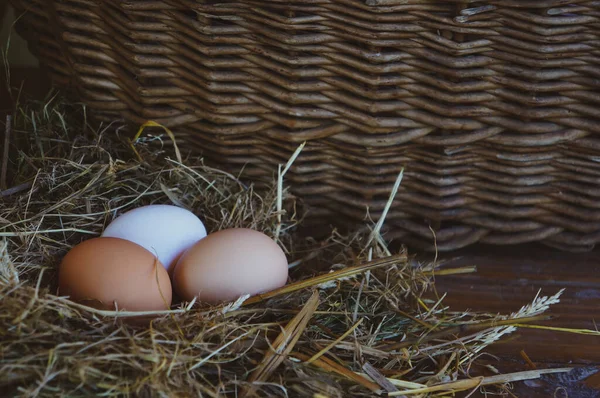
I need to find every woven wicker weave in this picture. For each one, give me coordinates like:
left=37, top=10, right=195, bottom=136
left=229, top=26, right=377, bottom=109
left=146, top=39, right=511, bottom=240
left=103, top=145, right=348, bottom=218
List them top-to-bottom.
left=8, top=0, right=600, bottom=251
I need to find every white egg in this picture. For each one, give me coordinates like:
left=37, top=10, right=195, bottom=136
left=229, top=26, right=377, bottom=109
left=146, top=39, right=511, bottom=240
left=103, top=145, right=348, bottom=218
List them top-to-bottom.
left=102, top=204, right=207, bottom=273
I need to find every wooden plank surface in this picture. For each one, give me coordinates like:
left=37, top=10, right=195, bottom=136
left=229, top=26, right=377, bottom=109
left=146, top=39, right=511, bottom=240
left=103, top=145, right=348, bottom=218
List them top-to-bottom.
left=430, top=243, right=600, bottom=397
left=432, top=243, right=600, bottom=362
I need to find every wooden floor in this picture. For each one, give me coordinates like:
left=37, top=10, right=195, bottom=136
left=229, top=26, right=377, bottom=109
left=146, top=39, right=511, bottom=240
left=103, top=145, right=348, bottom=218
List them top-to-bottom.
left=2, top=68, right=599, bottom=397
left=431, top=244, right=600, bottom=397
left=434, top=244, right=600, bottom=363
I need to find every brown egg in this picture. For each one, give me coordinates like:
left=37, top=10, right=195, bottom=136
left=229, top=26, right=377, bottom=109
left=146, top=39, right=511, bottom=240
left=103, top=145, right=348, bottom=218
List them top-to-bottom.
left=173, top=228, right=288, bottom=304
left=59, top=237, right=172, bottom=312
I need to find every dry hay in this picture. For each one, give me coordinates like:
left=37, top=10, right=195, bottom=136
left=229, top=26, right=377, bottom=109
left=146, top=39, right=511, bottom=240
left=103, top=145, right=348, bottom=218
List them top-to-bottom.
left=0, top=96, right=574, bottom=397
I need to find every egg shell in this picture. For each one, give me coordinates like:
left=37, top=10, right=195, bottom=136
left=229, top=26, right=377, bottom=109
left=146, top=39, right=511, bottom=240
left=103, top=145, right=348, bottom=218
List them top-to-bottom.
left=102, top=204, right=207, bottom=273
left=173, top=228, right=288, bottom=304
left=59, top=237, right=172, bottom=312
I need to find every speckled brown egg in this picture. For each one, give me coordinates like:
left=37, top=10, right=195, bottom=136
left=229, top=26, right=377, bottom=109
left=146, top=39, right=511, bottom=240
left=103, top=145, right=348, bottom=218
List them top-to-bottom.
left=173, top=228, right=288, bottom=304
left=58, top=237, right=172, bottom=312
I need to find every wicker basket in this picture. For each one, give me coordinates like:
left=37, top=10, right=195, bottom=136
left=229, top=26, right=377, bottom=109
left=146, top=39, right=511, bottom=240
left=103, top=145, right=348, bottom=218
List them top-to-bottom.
left=8, top=0, right=600, bottom=252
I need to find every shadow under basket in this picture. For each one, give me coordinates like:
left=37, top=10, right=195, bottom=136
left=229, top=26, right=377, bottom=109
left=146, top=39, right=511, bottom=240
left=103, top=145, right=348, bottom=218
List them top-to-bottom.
left=9, top=0, right=600, bottom=252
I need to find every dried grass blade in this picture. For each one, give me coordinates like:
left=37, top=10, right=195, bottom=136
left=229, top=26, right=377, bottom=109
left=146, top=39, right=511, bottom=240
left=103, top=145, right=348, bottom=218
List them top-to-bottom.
left=275, top=142, right=305, bottom=243
left=368, top=168, right=404, bottom=247
left=0, top=181, right=33, bottom=198
left=243, top=253, right=407, bottom=306
left=424, top=266, right=477, bottom=276
left=242, top=290, right=320, bottom=397
left=55, top=297, right=192, bottom=318
left=378, top=314, right=550, bottom=352
left=512, top=324, right=600, bottom=336
left=293, top=352, right=382, bottom=394
left=362, top=362, right=400, bottom=394
left=388, top=368, right=573, bottom=396
left=356, top=375, right=425, bottom=390
left=389, top=378, right=483, bottom=396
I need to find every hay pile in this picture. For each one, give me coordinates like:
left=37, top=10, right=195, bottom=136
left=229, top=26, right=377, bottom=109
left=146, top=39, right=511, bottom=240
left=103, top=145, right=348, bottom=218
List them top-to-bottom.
left=0, top=97, right=572, bottom=397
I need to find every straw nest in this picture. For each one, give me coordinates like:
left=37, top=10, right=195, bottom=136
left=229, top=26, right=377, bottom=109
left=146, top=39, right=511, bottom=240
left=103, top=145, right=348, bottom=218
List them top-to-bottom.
left=0, top=97, right=573, bottom=397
